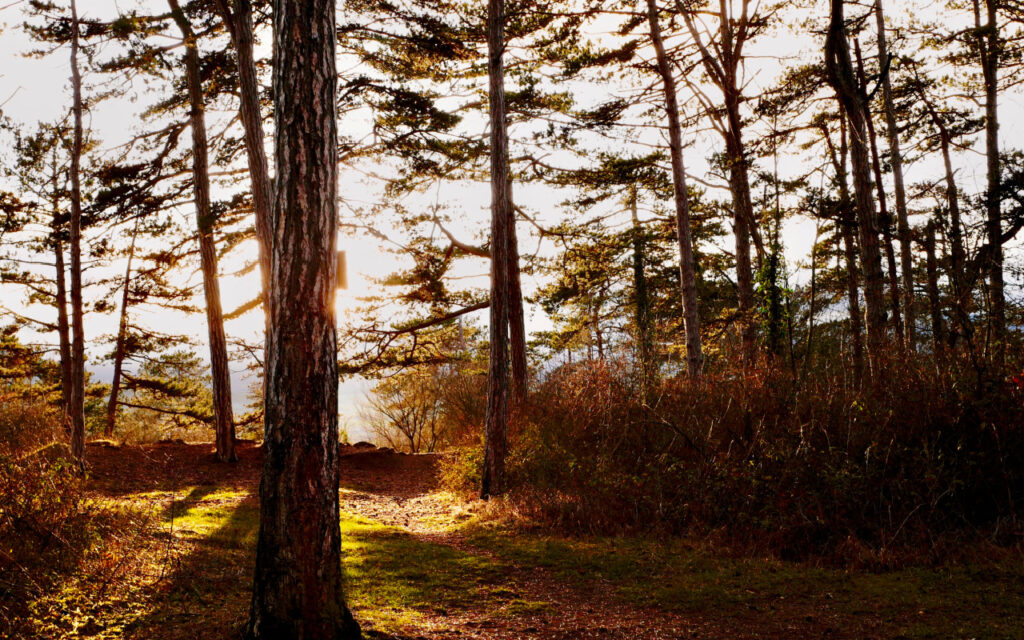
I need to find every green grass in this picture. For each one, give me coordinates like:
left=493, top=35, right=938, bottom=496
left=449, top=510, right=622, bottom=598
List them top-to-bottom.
left=30, top=484, right=1022, bottom=639
left=341, top=514, right=524, bottom=632
left=461, top=522, right=1024, bottom=639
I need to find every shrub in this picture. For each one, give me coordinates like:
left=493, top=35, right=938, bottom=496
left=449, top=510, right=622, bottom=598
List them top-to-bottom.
left=443, top=356, right=1024, bottom=563
left=0, top=400, right=138, bottom=634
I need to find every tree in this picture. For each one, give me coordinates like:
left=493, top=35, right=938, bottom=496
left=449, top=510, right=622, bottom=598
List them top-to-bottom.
left=67, top=0, right=86, bottom=469
left=168, top=0, right=235, bottom=462
left=212, top=0, right=273, bottom=302
left=246, top=0, right=361, bottom=635
left=482, top=0, right=512, bottom=499
left=646, top=0, right=703, bottom=376
left=678, top=0, right=772, bottom=364
left=825, top=0, right=887, bottom=372
left=874, top=0, right=916, bottom=351
left=973, top=0, right=1005, bottom=367
left=363, top=368, right=446, bottom=453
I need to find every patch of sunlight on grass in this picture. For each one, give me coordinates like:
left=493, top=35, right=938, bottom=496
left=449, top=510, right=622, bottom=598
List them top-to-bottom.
left=340, top=510, right=510, bottom=633
left=460, top=522, right=1024, bottom=639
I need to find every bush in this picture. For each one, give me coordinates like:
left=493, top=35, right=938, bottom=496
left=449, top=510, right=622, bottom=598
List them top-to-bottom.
left=443, top=356, right=1024, bottom=563
left=0, top=400, right=135, bottom=634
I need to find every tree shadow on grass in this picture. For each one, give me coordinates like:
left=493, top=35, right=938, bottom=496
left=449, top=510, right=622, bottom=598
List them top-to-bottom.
left=121, top=485, right=259, bottom=640
left=120, top=488, right=533, bottom=640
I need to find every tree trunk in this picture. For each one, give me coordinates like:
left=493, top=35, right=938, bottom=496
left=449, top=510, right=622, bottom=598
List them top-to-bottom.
left=68, top=0, right=86, bottom=470
left=170, top=0, right=236, bottom=463
left=213, top=0, right=272, bottom=305
left=246, top=0, right=360, bottom=636
left=482, top=0, right=511, bottom=499
left=647, top=0, right=702, bottom=375
left=825, top=0, right=887, bottom=372
left=875, top=0, right=916, bottom=350
left=976, top=0, right=1004, bottom=367
left=680, top=3, right=760, bottom=364
left=855, top=40, right=903, bottom=345
left=918, top=87, right=971, bottom=346
left=836, top=117, right=865, bottom=386
left=725, top=118, right=756, bottom=364
left=51, top=176, right=72, bottom=432
left=630, top=185, right=655, bottom=388
left=507, top=207, right=527, bottom=405
left=841, top=214, right=865, bottom=387
left=105, top=220, right=139, bottom=439
left=924, top=221, right=946, bottom=365
left=804, top=222, right=820, bottom=372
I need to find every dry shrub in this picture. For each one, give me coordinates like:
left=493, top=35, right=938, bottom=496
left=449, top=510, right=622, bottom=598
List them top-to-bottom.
left=443, top=356, right=1024, bottom=563
left=0, top=400, right=141, bottom=634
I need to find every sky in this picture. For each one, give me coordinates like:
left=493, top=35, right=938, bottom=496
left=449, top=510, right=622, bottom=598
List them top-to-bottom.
left=0, top=0, right=1021, bottom=441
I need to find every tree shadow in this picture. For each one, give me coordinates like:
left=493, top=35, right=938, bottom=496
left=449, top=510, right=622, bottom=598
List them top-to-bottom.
left=121, top=485, right=259, bottom=639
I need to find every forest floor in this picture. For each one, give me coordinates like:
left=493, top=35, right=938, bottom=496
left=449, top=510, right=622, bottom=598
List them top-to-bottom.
left=18, top=440, right=1024, bottom=639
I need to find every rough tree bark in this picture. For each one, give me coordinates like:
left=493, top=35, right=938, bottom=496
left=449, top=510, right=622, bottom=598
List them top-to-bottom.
left=68, top=0, right=86, bottom=469
left=170, top=0, right=235, bottom=463
left=246, top=0, right=361, bottom=635
left=482, top=0, right=511, bottom=499
left=647, top=0, right=703, bottom=375
left=825, top=0, right=887, bottom=372
left=875, top=0, right=916, bottom=350
left=105, top=219, right=139, bottom=439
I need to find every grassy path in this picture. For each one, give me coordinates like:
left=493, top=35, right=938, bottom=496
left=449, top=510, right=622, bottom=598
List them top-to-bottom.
left=15, top=441, right=1024, bottom=639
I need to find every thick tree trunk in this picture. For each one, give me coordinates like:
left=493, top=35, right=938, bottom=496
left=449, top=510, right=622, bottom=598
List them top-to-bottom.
left=68, top=0, right=86, bottom=469
left=170, top=0, right=235, bottom=463
left=213, top=0, right=272, bottom=304
left=246, top=0, right=360, bottom=636
left=482, top=0, right=511, bottom=499
left=647, top=0, right=702, bottom=375
left=825, top=0, right=887, bottom=372
left=875, top=0, right=916, bottom=350
left=976, top=0, right=1005, bottom=367
left=105, top=221, right=138, bottom=439
left=924, top=221, right=945, bottom=364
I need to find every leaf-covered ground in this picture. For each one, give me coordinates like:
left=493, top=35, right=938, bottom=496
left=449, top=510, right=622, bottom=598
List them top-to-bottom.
left=13, top=440, right=1024, bottom=639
